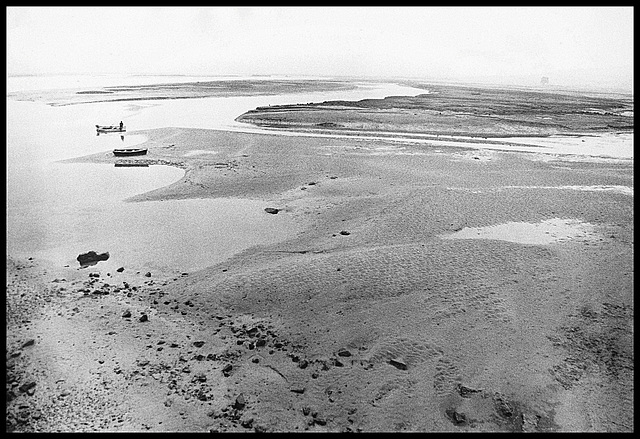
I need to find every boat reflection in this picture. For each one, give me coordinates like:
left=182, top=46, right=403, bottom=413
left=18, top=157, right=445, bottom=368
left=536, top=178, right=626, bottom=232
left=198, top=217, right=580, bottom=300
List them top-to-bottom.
left=114, top=162, right=149, bottom=168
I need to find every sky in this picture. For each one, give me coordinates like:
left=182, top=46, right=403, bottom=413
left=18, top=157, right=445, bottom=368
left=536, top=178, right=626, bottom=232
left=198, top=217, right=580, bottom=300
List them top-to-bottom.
left=6, top=6, right=634, bottom=91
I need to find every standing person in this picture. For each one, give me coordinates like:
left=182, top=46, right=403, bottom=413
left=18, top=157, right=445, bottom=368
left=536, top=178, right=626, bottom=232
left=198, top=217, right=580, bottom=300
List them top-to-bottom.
left=119, top=121, right=124, bottom=131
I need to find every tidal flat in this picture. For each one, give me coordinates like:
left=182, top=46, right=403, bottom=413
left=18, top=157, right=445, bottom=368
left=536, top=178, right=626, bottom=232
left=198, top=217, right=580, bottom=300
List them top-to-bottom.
left=7, top=78, right=633, bottom=432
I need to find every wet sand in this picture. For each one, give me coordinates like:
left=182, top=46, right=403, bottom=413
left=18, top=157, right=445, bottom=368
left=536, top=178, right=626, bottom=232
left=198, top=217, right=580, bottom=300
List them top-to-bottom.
left=6, top=86, right=634, bottom=432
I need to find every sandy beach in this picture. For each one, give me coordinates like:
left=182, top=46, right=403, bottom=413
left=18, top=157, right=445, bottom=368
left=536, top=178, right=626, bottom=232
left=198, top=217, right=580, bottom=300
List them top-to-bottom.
left=6, top=81, right=634, bottom=432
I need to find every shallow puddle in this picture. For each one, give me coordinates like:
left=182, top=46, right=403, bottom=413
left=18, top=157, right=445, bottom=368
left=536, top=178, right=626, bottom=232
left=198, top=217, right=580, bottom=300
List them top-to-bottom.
left=440, top=218, right=600, bottom=245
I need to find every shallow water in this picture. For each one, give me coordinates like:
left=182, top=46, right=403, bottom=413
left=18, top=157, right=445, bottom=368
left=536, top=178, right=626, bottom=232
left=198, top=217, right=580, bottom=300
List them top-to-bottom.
left=6, top=76, right=426, bottom=272
left=440, top=218, right=600, bottom=245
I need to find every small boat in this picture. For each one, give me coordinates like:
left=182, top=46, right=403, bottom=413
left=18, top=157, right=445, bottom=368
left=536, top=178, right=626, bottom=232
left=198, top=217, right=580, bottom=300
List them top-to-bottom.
left=97, top=124, right=126, bottom=133
left=113, top=148, right=147, bottom=157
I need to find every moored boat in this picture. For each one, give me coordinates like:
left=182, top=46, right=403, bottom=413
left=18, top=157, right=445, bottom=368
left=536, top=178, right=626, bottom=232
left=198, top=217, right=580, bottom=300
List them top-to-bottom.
left=96, top=124, right=126, bottom=133
left=113, top=148, right=148, bottom=157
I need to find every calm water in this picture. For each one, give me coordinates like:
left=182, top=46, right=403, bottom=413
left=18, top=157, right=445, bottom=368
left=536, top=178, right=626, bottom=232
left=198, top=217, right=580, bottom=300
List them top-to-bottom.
left=6, top=75, right=427, bottom=272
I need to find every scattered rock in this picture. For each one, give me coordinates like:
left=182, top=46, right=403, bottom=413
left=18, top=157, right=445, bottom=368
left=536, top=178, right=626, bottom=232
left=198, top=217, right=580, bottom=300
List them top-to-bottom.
left=264, top=207, right=279, bottom=214
left=339, top=230, right=350, bottom=236
left=77, top=251, right=110, bottom=267
left=122, top=310, right=132, bottom=318
left=139, top=314, right=149, bottom=322
left=193, top=341, right=205, bottom=348
left=337, top=348, right=352, bottom=357
left=389, top=358, right=408, bottom=370
left=222, top=364, right=233, bottom=376
left=194, top=373, right=207, bottom=383
left=19, top=381, right=36, bottom=394
left=458, top=384, right=483, bottom=398
left=233, top=393, right=246, bottom=410
left=493, top=393, right=515, bottom=418
left=445, top=408, right=467, bottom=425
left=254, top=424, right=268, bottom=433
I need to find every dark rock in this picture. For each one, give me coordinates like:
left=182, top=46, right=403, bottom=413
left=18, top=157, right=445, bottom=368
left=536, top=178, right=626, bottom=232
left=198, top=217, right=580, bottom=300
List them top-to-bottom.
left=264, top=207, right=279, bottom=214
left=339, top=230, right=350, bottom=236
left=77, top=251, right=110, bottom=267
left=116, top=267, right=125, bottom=272
left=145, top=272, right=152, bottom=277
left=122, top=310, right=132, bottom=318
left=139, top=314, right=149, bottom=322
left=22, top=339, right=35, bottom=348
left=256, top=339, right=266, bottom=347
left=193, top=341, right=205, bottom=348
left=337, top=348, right=352, bottom=357
left=389, top=358, right=408, bottom=370
left=298, top=359, right=309, bottom=369
left=222, top=364, right=233, bottom=376
left=194, top=373, right=207, bottom=383
left=19, top=381, right=36, bottom=393
left=458, top=384, right=483, bottom=398
left=290, top=386, right=305, bottom=394
left=233, top=393, right=246, bottom=410
left=493, top=393, right=514, bottom=418
left=302, top=406, right=311, bottom=416
left=445, top=408, right=467, bottom=425
left=241, top=417, right=254, bottom=428
left=314, top=417, right=327, bottom=426
left=254, top=424, right=267, bottom=433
